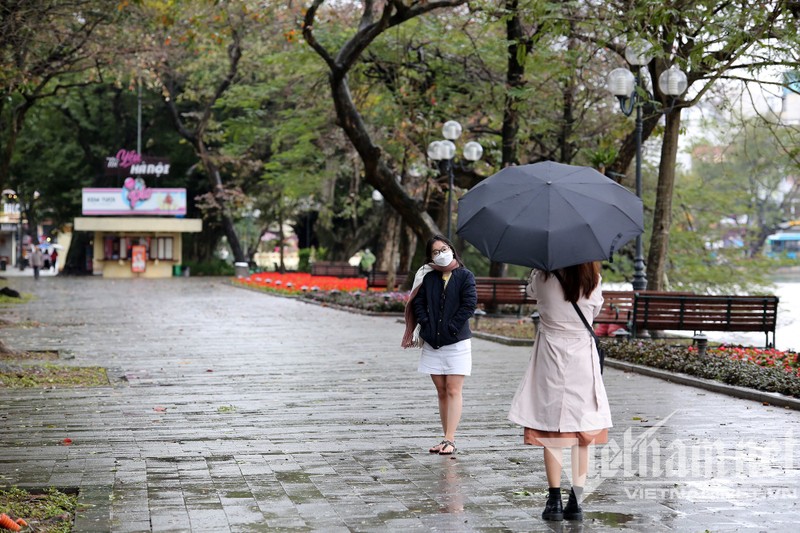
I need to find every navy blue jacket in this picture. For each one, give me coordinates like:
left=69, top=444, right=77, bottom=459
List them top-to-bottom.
left=412, top=266, right=477, bottom=349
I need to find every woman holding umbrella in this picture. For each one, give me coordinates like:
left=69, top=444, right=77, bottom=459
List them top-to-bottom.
left=402, top=235, right=477, bottom=456
left=507, top=261, right=611, bottom=522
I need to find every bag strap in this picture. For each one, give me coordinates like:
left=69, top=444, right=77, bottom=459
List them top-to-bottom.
left=552, top=271, right=600, bottom=344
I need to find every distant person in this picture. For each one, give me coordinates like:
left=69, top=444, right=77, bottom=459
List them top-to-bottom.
left=402, top=235, right=477, bottom=456
left=31, top=247, right=44, bottom=280
left=359, top=248, right=376, bottom=275
left=50, top=250, right=58, bottom=272
left=508, top=262, right=611, bottom=522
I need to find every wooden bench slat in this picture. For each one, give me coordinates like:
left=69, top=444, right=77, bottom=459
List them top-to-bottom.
left=311, top=261, right=362, bottom=277
left=366, top=271, right=409, bottom=290
left=474, top=277, right=532, bottom=308
left=632, top=293, right=779, bottom=347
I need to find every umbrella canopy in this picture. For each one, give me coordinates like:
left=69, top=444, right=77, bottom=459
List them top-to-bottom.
left=456, top=161, right=644, bottom=271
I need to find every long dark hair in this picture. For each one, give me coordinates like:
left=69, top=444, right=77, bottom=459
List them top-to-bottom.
left=425, top=234, right=463, bottom=265
left=541, top=262, right=600, bottom=303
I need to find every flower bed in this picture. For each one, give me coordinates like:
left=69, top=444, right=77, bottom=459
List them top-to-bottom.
left=233, top=272, right=408, bottom=313
left=234, top=272, right=368, bottom=294
left=302, top=290, right=408, bottom=313
left=603, top=341, right=800, bottom=398
left=699, top=344, right=800, bottom=378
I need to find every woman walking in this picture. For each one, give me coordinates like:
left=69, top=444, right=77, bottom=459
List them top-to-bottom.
left=402, top=235, right=477, bottom=455
left=508, top=262, right=611, bottom=521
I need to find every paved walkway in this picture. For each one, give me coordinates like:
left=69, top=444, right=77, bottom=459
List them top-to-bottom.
left=1, top=276, right=799, bottom=532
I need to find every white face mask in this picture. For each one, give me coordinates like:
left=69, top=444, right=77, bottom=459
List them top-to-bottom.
left=433, top=250, right=453, bottom=267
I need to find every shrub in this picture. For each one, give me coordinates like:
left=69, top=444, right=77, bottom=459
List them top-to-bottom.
left=297, top=248, right=312, bottom=273
left=183, top=258, right=234, bottom=276
left=301, top=290, right=407, bottom=313
left=603, top=340, right=800, bottom=399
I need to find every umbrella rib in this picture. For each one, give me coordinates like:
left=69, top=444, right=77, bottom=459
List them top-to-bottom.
left=559, top=185, right=643, bottom=227
left=487, top=195, right=544, bottom=264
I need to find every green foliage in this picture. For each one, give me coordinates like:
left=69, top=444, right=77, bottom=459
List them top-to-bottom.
left=4, top=0, right=800, bottom=278
left=666, top=117, right=800, bottom=293
left=661, top=229, right=779, bottom=294
left=297, top=248, right=312, bottom=273
left=181, top=258, right=234, bottom=276
left=0, top=292, right=32, bottom=305
left=0, top=364, right=108, bottom=388
left=0, top=486, right=78, bottom=533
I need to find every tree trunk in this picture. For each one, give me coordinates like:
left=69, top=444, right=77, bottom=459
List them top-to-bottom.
left=487, top=0, right=527, bottom=282
left=501, top=0, right=525, bottom=168
left=558, top=34, right=577, bottom=164
left=329, top=73, right=439, bottom=241
left=645, top=107, right=683, bottom=290
left=608, top=114, right=661, bottom=178
left=195, top=141, right=245, bottom=263
left=278, top=208, right=286, bottom=274
left=378, top=208, right=402, bottom=290
left=399, top=225, right=418, bottom=290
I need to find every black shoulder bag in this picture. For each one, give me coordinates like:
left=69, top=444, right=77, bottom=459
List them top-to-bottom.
left=553, top=272, right=605, bottom=374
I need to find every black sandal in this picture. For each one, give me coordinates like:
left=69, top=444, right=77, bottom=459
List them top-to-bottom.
left=429, top=440, right=447, bottom=453
left=438, top=440, right=457, bottom=455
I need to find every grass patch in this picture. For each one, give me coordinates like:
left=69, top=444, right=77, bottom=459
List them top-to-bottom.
left=0, top=292, right=33, bottom=305
left=472, top=317, right=534, bottom=339
left=0, top=350, right=59, bottom=361
left=0, top=364, right=108, bottom=388
left=0, top=487, right=77, bottom=532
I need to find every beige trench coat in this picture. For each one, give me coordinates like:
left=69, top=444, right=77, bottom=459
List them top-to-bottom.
left=508, top=270, right=612, bottom=433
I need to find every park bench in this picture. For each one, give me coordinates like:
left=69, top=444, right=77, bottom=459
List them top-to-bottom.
left=310, top=261, right=361, bottom=278
left=366, top=270, right=409, bottom=291
left=474, top=277, right=534, bottom=311
left=594, top=290, right=695, bottom=335
left=594, top=290, right=635, bottom=327
left=631, top=293, right=779, bottom=347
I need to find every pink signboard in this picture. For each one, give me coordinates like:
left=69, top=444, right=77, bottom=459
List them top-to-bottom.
left=82, top=180, right=187, bottom=216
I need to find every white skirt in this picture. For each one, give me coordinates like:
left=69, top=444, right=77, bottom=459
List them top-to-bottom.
left=418, top=339, right=472, bottom=376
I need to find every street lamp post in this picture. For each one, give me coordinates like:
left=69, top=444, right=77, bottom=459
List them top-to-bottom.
left=607, top=40, right=687, bottom=290
left=427, top=120, right=483, bottom=240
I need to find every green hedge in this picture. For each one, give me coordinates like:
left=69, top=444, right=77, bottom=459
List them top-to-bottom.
left=181, top=258, right=235, bottom=276
left=300, top=290, right=406, bottom=313
left=603, top=341, right=800, bottom=399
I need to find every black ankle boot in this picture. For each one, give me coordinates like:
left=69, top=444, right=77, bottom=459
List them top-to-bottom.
left=542, top=487, right=563, bottom=521
left=563, top=487, right=583, bottom=521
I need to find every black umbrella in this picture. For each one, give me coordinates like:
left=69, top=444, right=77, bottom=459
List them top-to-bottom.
left=456, top=161, right=644, bottom=270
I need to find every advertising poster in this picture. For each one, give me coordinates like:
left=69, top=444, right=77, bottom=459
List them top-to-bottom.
left=131, top=245, right=147, bottom=273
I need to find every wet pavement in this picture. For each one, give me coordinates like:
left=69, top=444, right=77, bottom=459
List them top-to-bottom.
left=1, top=276, right=799, bottom=532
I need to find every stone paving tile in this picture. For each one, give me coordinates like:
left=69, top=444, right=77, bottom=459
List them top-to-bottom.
left=1, top=276, right=800, bottom=532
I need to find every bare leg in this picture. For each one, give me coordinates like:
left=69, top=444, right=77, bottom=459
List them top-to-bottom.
left=431, top=374, right=448, bottom=435
left=429, top=375, right=448, bottom=452
left=443, top=375, right=464, bottom=443
left=565, top=445, right=588, bottom=520
left=571, top=445, right=589, bottom=489
left=544, top=446, right=564, bottom=488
